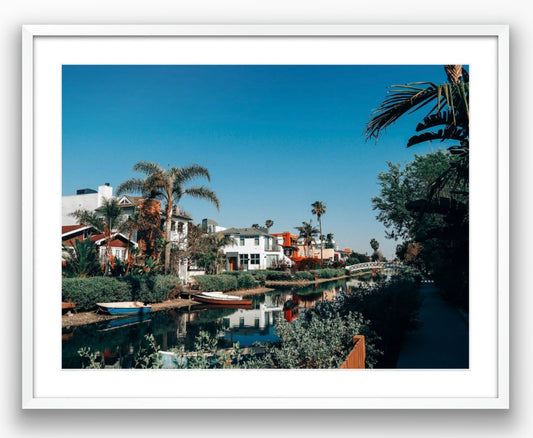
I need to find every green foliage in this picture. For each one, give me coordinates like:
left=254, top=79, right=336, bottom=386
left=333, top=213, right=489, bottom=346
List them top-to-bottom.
left=372, top=151, right=468, bottom=308
left=62, top=238, right=102, bottom=278
left=346, top=252, right=370, bottom=265
left=309, top=268, right=345, bottom=279
left=250, top=270, right=267, bottom=285
left=223, top=271, right=260, bottom=289
left=265, top=271, right=293, bottom=281
left=293, top=271, right=314, bottom=281
left=62, top=274, right=182, bottom=310
left=195, top=274, right=238, bottom=292
left=153, top=275, right=183, bottom=300
left=335, top=275, right=422, bottom=367
left=62, top=277, right=132, bottom=311
left=246, top=305, right=381, bottom=369
left=133, top=334, right=163, bottom=369
left=77, top=347, right=103, bottom=369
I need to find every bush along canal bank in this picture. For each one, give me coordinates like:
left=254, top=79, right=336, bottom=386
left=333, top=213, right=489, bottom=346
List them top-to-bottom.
left=63, top=272, right=423, bottom=369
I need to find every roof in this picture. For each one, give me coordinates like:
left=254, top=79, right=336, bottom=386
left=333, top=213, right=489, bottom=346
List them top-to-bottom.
left=96, top=196, right=192, bottom=220
left=62, top=225, right=91, bottom=236
left=220, top=227, right=272, bottom=237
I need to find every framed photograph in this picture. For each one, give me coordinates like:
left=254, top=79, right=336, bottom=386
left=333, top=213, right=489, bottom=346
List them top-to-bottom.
left=22, top=24, right=509, bottom=409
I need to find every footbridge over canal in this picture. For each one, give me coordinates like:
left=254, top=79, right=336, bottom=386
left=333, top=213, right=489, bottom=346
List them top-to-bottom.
left=346, top=261, right=406, bottom=275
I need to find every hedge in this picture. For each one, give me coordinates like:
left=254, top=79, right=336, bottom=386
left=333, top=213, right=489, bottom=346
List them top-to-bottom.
left=309, top=268, right=346, bottom=279
left=222, top=271, right=261, bottom=289
left=265, top=271, right=292, bottom=281
left=293, top=271, right=314, bottom=281
left=62, top=275, right=184, bottom=311
left=121, top=275, right=183, bottom=302
left=62, top=277, right=132, bottom=311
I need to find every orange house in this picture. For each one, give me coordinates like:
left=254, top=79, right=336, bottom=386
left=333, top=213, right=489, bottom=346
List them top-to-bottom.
left=271, top=232, right=300, bottom=258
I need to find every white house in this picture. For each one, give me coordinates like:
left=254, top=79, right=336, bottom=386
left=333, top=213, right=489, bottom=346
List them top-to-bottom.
left=62, top=183, right=114, bottom=226
left=219, top=227, right=291, bottom=271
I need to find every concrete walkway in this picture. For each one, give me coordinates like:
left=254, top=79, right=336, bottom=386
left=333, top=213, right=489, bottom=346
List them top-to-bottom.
left=396, top=284, right=469, bottom=369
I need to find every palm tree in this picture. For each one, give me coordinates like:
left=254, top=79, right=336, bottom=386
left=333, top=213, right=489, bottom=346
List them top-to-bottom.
left=365, top=65, right=469, bottom=198
left=116, top=161, right=220, bottom=273
left=70, top=198, right=130, bottom=275
left=311, top=201, right=327, bottom=266
left=265, top=219, right=274, bottom=233
left=295, top=220, right=319, bottom=258
left=325, top=233, right=335, bottom=249
left=62, top=238, right=101, bottom=278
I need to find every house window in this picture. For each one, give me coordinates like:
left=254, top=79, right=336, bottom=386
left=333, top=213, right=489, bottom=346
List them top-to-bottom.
left=171, top=221, right=175, bottom=231
left=177, top=222, right=184, bottom=233
left=240, top=236, right=245, bottom=246
left=254, top=237, right=260, bottom=246
left=264, top=237, right=271, bottom=250
left=112, top=248, right=126, bottom=260
left=239, top=254, right=249, bottom=267
left=250, top=254, right=260, bottom=265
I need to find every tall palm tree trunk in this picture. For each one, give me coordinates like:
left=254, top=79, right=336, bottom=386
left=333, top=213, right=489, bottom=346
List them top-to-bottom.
left=164, top=203, right=173, bottom=273
left=319, top=218, right=323, bottom=266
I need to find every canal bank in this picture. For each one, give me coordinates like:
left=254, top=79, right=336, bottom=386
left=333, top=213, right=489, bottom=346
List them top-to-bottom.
left=396, top=284, right=469, bottom=368
left=62, top=286, right=275, bottom=328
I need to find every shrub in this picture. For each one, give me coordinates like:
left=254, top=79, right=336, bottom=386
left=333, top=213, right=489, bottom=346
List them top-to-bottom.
left=309, top=268, right=345, bottom=279
left=251, top=270, right=267, bottom=285
left=265, top=271, right=293, bottom=281
left=293, top=271, right=314, bottom=281
left=235, top=272, right=259, bottom=289
left=195, top=274, right=238, bottom=292
left=120, top=275, right=153, bottom=302
left=153, top=275, right=183, bottom=300
left=154, top=275, right=183, bottom=299
left=335, top=275, right=422, bottom=367
left=62, top=277, right=132, bottom=311
left=246, top=305, right=381, bottom=369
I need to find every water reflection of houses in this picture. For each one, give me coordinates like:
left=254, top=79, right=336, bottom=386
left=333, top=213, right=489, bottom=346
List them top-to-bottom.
left=221, top=294, right=288, bottom=333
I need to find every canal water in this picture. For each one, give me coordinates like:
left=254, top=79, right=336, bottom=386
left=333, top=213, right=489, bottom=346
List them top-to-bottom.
left=62, top=278, right=361, bottom=368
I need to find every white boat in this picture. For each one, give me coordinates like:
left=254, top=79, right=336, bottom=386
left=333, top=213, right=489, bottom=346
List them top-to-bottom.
left=193, top=292, right=252, bottom=306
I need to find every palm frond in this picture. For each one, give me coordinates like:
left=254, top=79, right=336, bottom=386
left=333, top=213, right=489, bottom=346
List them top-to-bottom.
left=407, top=126, right=467, bottom=147
left=132, top=161, right=164, bottom=176
left=176, top=164, right=211, bottom=184
left=116, top=178, right=148, bottom=196
left=182, top=186, right=220, bottom=211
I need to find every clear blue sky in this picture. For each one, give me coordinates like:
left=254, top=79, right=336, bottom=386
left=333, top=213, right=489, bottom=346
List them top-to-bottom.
left=62, top=64, right=453, bottom=259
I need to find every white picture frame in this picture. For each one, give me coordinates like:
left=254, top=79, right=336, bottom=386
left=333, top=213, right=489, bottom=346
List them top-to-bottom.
left=22, top=24, right=509, bottom=409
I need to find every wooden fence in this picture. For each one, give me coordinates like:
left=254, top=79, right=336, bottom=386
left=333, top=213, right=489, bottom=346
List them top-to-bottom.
left=340, top=335, right=366, bottom=369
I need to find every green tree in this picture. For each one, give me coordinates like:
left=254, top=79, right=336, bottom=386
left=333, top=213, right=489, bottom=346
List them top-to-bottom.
left=365, top=65, right=469, bottom=308
left=365, top=65, right=469, bottom=200
left=117, top=161, right=220, bottom=274
left=70, top=198, right=130, bottom=276
left=311, top=201, right=326, bottom=266
left=265, top=219, right=274, bottom=233
left=295, top=220, right=319, bottom=258
left=185, top=225, right=235, bottom=274
left=325, top=233, right=335, bottom=249
left=62, top=238, right=102, bottom=277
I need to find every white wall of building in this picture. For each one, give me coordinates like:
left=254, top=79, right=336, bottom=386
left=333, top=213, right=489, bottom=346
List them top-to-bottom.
left=62, top=184, right=113, bottom=225
left=222, top=234, right=284, bottom=271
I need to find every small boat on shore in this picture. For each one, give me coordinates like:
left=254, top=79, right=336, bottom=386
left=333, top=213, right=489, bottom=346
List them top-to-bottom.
left=193, top=292, right=253, bottom=306
left=62, top=300, right=76, bottom=313
left=96, top=301, right=152, bottom=315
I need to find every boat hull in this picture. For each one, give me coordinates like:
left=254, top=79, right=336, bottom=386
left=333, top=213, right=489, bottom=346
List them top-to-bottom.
left=193, top=294, right=253, bottom=307
left=96, top=302, right=152, bottom=315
